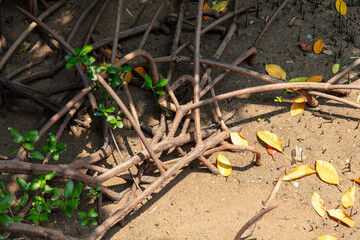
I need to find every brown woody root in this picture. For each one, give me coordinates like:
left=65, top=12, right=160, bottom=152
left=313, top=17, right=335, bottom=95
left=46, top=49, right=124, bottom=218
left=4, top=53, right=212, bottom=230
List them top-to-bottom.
left=1, top=1, right=360, bottom=240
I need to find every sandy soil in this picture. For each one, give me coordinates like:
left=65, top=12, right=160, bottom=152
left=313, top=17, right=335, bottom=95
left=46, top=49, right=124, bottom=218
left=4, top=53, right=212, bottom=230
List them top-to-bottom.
left=1, top=0, right=360, bottom=239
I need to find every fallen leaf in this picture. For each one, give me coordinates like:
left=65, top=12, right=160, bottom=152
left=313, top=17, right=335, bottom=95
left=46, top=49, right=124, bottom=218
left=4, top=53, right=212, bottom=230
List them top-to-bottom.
left=211, top=0, right=229, bottom=12
left=335, top=0, right=347, bottom=17
left=203, top=2, right=211, bottom=20
left=313, top=39, right=324, bottom=54
left=299, top=43, right=313, bottom=53
left=104, top=48, right=112, bottom=54
left=323, top=49, right=333, bottom=55
left=332, top=63, right=340, bottom=74
left=265, top=64, right=286, bottom=80
left=134, top=67, right=146, bottom=79
left=124, top=72, right=133, bottom=84
left=308, top=75, right=323, bottom=82
left=285, top=77, right=308, bottom=93
left=289, top=77, right=308, bottom=83
left=290, top=97, right=305, bottom=117
left=257, top=130, right=283, bottom=153
left=230, top=132, right=248, bottom=146
left=266, top=144, right=278, bottom=161
left=217, top=154, right=232, bottom=177
left=316, top=160, right=339, bottom=185
left=283, top=165, right=317, bottom=181
left=353, top=178, right=360, bottom=184
left=341, top=185, right=356, bottom=208
left=311, top=192, right=326, bottom=218
left=327, top=209, right=355, bottom=227
left=314, top=235, right=337, bottom=240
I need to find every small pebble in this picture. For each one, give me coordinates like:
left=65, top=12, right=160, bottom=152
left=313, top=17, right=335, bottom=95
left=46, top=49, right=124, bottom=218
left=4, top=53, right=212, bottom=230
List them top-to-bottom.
left=307, top=34, right=313, bottom=39
left=292, top=182, right=299, bottom=188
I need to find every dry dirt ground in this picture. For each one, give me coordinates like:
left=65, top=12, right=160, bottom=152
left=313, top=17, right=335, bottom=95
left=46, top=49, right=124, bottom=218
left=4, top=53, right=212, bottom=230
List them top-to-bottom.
left=1, top=0, right=360, bottom=239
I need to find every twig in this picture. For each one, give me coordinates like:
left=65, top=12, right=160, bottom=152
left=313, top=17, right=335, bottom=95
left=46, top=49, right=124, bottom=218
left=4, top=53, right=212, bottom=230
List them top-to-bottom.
left=0, top=0, right=66, bottom=71
left=111, top=0, right=123, bottom=64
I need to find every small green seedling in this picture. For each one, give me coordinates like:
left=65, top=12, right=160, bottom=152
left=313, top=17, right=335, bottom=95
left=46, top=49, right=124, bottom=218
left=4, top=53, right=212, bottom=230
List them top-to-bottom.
left=143, top=74, right=168, bottom=109
left=274, top=96, right=283, bottom=103
left=94, top=103, right=125, bottom=129
left=8, top=127, right=44, bottom=160
left=42, top=133, right=67, bottom=161
left=88, top=186, right=101, bottom=199
left=78, top=208, right=98, bottom=228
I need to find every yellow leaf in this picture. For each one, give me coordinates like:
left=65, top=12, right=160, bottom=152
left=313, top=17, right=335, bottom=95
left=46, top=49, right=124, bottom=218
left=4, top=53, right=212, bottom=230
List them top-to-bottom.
left=335, top=0, right=347, bottom=17
left=211, top=1, right=229, bottom=12
left=203, top=2, right=211, bottom=20
left=313, top=39, right=324, bottom=54
left=104, top=48, right=112, bottom=54
left=332, top=63, right=340, bottom=74
left=265, top=64, right=286, bottom=80
left=134, top=67, right=146, bottom=79
left=124, top=72, right=133, bottom=84
left=308, top=75, right=323, bottom=82
left=290, top=98, right=305, bottom=117
left=257, top=130, right=283, bottom=153
left=230, top=132, right=248, bottom=146
left=217, top=154, right=232, bottom=177
left=316, top=160, right=339, bottom=185
left=283, top=165, right=317, bottom=181
left=353, top=178, right=360, bottom=184
left=341, top=185, right=356, bottom=208
left=311, top=192, right=326, bottom=218
left=327, top=209, right=355, bottom=227
left=316, top=235, right=338, bottom=240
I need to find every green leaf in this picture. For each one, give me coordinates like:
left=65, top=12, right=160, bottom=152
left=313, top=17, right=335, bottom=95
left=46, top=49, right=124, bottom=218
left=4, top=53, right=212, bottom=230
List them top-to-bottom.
left=79, top=45, right=93, bottom=57
left=73, top=48, right=81, bottom=57
left=64, top=55, right=73, bottom=61
left=65, top=56, right=79, bottom=69
left=79, top=56, right=93, bottom=66
left=121, top=66, right=133, bottom=73
left=87, top=67, right=98, bottom=81
left=107, top=67, right=120, bottom=74
left=144, top=74, right=153, bottom=89
left=112, top=75, right=122, bottom=87
left=155, top=78, right=169, bottom=87
left=155, top=90, right=165, bottom=95
left=105, top=106, right=116, bottom=113
left=94, top=111, right=103, bottom=117
left=116, top=121, right=123, bottom=129
left=8, top=127, right=21, bottom=140
left=24, top=130, right=39, bottom=142
left=48, top=133, right=56, bottom=146
left=22, top=142, right=34, bottom=150
left=55, top=143, right=67, bottom=150
left=42, top=145, right=51, bottom=152
left=10, top=147, right=19, bottom=154
left=30, top=151, right=44, bottom=160
left=52, top=152, right=59, bottom=161
left=45, top=171, right=57, bottom=181
left=16, top=177, right=27, bottom=189
left=29, top=180, right=41, bottom=191
left=0, top=181, right=4, bottom=190
left=64, top=181, right=74, bottom=200
left=72, top=183, right=83, bottom=198
left=43, top=185, right=53, bottom=194
left=95, top=186, right=101, bottom=191
left=52, top=187, right=61, bottom=200
left=88, top=193, right=95, bottom=199
left=0, top=194, right=14, bottom=212
left=20, top=196, right=28, bottom=206
left=34, top=196, right=45, bottom=204
left=68, top=198, right=78, bottom=209
left=49, top=199, right=61, bottom=208
left=64, top=204, right=74, bottom=218
left=14, top=205, right=20, bottom=211
left=87, top=209, right=98, bottom=218
left=78, top=211, right=86, bottom=217
left=0, top=213, right=9, bottom=226
left=26, top=213, right=39, bottom=221
left=39, top=213, right=49, bottom=221
left=12, top=216, right=23, bottom=223
left=80, top=219, right=88, bottom=227
left=89, top=219, right=98, bottom=226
